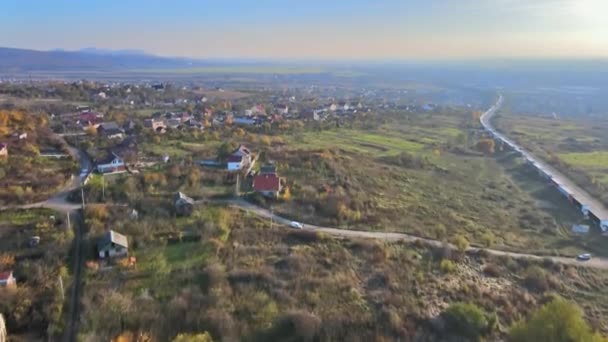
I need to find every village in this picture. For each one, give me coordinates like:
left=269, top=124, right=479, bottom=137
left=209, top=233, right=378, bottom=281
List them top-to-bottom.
left=1, top=79, right=608, bottom=341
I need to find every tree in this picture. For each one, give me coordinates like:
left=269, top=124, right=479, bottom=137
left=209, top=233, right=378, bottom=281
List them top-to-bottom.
left=84, top=125, right=97, bottom=136
left=476, top=138, right=495, bottom=154
left=217, top=142, right=237, bottom=160
left=282, top=186, right=292, bottom=201
left=452, top=234, right=469, bottom=253
left=509, top=297, right=607, bottom=342
left=443, top=302, right=495, bottom=341
left=172, top=332, right=213, bottom=342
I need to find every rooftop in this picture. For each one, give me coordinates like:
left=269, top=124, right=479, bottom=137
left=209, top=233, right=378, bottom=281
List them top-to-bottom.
left=253, top=173, right=281, bottom=192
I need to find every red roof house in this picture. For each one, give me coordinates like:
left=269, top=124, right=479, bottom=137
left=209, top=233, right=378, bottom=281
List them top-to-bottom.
left=253, top=174, right=282, bottom=198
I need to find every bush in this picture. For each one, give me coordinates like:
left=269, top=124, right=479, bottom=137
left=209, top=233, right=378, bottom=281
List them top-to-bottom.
left=480, top=232, right=495, bottom=247
left=452, top=234, right=469, bottom=252
left=440, top=259, right=457, bottom=273
left=483, top=264, right=501, bottom=277
left=523, top=265, right=550, bottom=292
left=509, top=297, right=607, bottom=342
left=442, top=302, right=495, bottom=341
left=261, top=311, right=322, bottom=342
left=172, top=332, right=214, bottom=342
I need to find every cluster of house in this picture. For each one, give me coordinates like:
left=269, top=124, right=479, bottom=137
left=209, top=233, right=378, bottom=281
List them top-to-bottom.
left=301, top=101, right=366, bottom=121
left=144, top=111, right=204, bottom=133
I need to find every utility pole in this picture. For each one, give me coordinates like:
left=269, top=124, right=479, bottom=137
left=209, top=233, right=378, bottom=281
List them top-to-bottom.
left=235, top=173, right=240, bottom=197
left=102, top=174, right=105, bottom=201
left=81, top=186, right=85, bottom=209
left=270, top=206, right=273, bottom=229
left=66, top=212, right=71, bottom=230
left=58, top=275, right=64, bottom=301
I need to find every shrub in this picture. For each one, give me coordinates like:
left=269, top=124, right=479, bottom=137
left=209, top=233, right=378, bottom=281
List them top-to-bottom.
left=286, top=230, right=322, bottom=244
left=480, top=232, right=495, bottom=247
left=452, top=235, right=469, bottom=252
left=440, top=259, right=457, bottom=273
left=483, top=264, right=501, bottom=277
left=523, top=265, right=550, bottom=292
left=509, top=297, right=607, bottom=342
left=442, top=302, right=495, bottom=341
left=262, top=311, right=322, bottom=342
left=172, top=332, right=214, bottom=342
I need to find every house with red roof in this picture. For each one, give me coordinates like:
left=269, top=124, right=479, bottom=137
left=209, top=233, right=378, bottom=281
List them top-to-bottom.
left=253, top=173, right=282, bottom=198
left=0, top=270, right=16, bottom=288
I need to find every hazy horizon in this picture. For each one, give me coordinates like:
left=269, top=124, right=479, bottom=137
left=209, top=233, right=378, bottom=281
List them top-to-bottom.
left=2, top=0, right=607, bottom=60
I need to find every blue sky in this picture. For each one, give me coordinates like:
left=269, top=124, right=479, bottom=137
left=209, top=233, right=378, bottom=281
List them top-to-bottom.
left=2, top=0, right=607, bottom=59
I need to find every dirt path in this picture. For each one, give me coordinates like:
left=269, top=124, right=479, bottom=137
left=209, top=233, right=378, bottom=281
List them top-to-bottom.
left=217, top=198, right=608, bottom=269
left=63, top=211, right=84, bottom=342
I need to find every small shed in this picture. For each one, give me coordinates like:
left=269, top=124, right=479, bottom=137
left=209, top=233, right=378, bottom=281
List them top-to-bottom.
left=175, top=192, right=195, bottom=216
left=97, top=230, right=129, bottom=259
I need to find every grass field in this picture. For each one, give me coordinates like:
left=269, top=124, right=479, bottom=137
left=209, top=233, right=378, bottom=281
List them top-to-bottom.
left=289, top=129, right=425, bottom=156
left=269, top=131, right=593, bottom=257
left=559, top=151, right=608, bottom=169
left=77, top=206, right=608, bottom=340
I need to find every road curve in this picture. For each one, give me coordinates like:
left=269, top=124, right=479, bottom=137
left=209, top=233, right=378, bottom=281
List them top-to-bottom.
left=216, top=198, right=608, bottom=270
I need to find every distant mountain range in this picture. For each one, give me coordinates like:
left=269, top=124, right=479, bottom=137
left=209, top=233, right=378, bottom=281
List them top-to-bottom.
left=0, top=46, right=201, bottom=72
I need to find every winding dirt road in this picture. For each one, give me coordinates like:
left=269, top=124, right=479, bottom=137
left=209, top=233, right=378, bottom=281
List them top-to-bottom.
left=219, top=199, right=608, bottom=270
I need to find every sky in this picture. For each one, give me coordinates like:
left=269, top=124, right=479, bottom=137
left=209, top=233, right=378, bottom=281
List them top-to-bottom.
left=1, top=0, right=608, bottom=60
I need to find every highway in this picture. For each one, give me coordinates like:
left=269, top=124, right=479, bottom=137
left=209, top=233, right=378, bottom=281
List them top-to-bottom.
left=481, top=95, right=608, bottom=231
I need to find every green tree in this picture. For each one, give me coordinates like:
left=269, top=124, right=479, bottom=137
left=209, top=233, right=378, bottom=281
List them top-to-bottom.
left=217, top=142, right=237, bottom=160
left=452, top=234, right=469, bottom=253
left=509, top=298, right=607, bottom=342
left=443, top=302, right=495, bottom=341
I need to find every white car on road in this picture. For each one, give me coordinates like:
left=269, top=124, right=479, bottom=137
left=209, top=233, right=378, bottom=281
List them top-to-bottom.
left=289, top=221, right=303, bottom=229
left=577, top=253, right=592, bottom=261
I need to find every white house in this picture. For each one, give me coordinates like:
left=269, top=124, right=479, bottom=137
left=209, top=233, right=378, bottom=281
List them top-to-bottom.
left=276, top=104, right=289, bottom=115
left=226, top=145, right=252, bottom=171
left=96, top=152, right=125, bottom=174
left=227, top=155, right=245, bottom=171
left=97, top=230, right=128, bottom=259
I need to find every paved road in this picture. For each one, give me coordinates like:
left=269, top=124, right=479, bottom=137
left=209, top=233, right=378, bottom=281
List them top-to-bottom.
left=481, top=95, right=608, bottom=229
left=213, top=198, right=608, bottom=269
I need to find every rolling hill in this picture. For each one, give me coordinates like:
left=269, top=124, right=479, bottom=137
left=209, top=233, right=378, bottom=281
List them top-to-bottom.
left=0, top=46, right=198, bottom=72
